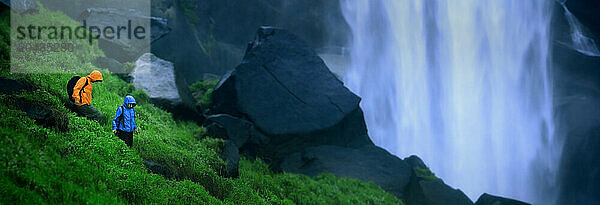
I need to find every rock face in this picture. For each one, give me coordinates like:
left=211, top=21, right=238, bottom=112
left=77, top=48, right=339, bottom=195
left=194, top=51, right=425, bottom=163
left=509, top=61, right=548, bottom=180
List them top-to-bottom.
left=0, top=0, right=38, bottom=14
left=77, top=8, right=170, bottom=62
left=212, top=27, right=371, bottom=160
left=214, top=27, right=360, bottom=136
left=132, top=53, right=181, bottom=104
left=0, top=77, right=30, bottom=94
left=220, top=140, right=240, bottom=178
left=279, top=145, right=412, bottom=197
left=403, top=156, right=473, bottom=205
left=474, top=193, right=530, bottom=205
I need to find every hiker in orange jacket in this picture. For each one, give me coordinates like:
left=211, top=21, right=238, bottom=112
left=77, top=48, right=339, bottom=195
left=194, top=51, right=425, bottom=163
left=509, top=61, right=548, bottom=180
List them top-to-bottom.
left=72, top=70, right=104, bottom=123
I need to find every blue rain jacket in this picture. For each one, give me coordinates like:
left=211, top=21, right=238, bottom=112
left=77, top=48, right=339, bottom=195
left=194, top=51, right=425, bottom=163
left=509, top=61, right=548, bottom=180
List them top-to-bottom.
left=112, top=95, right=137, bottom=132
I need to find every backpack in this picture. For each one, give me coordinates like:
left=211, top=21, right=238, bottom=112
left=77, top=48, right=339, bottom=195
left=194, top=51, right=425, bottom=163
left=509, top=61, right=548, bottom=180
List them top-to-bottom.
left=67, top=76, right=89, bottom=103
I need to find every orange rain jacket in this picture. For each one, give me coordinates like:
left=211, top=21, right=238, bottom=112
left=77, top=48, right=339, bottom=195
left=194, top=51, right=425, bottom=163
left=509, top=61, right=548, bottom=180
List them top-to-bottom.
left=72, top=71, right=103, bottom=106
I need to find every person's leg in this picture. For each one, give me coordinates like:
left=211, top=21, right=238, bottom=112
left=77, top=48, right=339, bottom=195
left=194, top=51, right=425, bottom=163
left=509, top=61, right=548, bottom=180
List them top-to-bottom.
left=74, top=104, right=89, bottom=117
left=76, top=104, right=104, bottom=124
left=86, top=104, right=104, bottom=124
left=116, top=130, right=126, bottom=144
left=116, top=130, right=132, bottom=147
left=124, top=131, right=133, bottom=147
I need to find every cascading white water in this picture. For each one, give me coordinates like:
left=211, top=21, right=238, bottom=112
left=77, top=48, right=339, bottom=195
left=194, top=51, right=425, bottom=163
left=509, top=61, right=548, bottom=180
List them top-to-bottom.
left=341, top=1, right=555, bottom=203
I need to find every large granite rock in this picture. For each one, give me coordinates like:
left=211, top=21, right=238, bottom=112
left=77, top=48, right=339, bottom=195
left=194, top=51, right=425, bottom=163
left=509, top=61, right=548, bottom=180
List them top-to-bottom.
left=214, top=26, right=361, bottom=136
left=211, top=27, right=371, bottom=161
left=132, top=53, right=181, bottom=104
left=220, top=140, right=240, bottom=178
left=279, top=145, right=412, bottom=197
left=403, top=156, right=473, bottom=205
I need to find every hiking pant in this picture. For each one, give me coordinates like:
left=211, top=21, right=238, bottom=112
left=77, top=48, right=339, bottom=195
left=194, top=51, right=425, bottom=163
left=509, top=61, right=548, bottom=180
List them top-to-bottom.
left=75, top=104, right=104, bottom=124
left=116, top=130, right=133, bottom=147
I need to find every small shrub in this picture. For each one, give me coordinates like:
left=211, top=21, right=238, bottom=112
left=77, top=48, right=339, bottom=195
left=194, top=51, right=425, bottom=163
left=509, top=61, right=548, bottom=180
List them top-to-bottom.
left=122, top=62, right=135, bottom=73
left=189, top=80, right=218, bottom=109
left=189, top=80, right=218, bottom=93
left=118, top=84, right=136, bottom=97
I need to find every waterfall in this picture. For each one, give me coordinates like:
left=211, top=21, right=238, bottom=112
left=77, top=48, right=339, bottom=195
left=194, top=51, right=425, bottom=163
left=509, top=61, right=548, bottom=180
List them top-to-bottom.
left=341, top=0, right=556, bottom=203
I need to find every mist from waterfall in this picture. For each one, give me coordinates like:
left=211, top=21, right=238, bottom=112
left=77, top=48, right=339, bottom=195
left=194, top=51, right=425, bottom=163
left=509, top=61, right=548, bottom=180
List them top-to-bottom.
left=341, top=0, right=556, bottom=203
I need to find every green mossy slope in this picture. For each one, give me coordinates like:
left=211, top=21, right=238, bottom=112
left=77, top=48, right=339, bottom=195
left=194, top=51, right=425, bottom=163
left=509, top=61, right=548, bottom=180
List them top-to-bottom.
left=0, top=6, right=402, bottom=205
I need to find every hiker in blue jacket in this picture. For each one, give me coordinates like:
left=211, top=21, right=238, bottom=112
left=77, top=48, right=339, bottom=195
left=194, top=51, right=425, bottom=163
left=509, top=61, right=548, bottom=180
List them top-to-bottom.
left=112, top=95, right=138, bottom=147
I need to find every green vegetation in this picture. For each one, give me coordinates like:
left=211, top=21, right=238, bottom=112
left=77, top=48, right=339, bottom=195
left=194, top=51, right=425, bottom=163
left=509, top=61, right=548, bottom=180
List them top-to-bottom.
left=0, top=5, right=402, bottom=205
left=122, top=62, right=135, bottom=74
left=190, top=79, right=217, bottom=109
left=413, top=166, right=441, bottom=182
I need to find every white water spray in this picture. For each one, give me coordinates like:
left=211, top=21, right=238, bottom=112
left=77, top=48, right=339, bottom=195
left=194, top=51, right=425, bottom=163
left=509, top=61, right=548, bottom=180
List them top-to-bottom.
left=341, top=1, right=556, bottom=203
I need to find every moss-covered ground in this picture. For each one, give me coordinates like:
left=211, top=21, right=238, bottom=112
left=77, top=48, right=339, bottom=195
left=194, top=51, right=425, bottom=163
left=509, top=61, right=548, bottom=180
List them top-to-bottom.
left=0, top=5, right=402, bottom=204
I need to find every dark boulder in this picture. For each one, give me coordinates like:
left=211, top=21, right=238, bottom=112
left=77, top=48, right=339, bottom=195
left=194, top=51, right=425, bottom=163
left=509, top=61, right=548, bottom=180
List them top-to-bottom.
left=0, top=0, right=38, bottom=14
left=150, top=17, right=170, bottom=43
left=213, top=26, right=361, bottom=135
left=212, top=27, right=371, bottom=159
left=0, top=77, right=31, bottom=94
left=1, top=78, right=67, bottom=131
left=16, top=100, right=68, bottom=132
left=204, top=114, right=270, bottom=157
left=205, top=114, right=253, bottom=148
left=204, top=122, right=228, bottom=140
left=220, top=140, right=240, bottom=178
left=278, top=145, right=412, bottom=197
left=404, top=155, right=473, bottom=205
left=405, top=155, right=427, bottom=169
left=143, top=160, right=173, bottom=179
left=407, top=180, right=473, bottom=205
left=474, top=193, right=530, bottom=205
